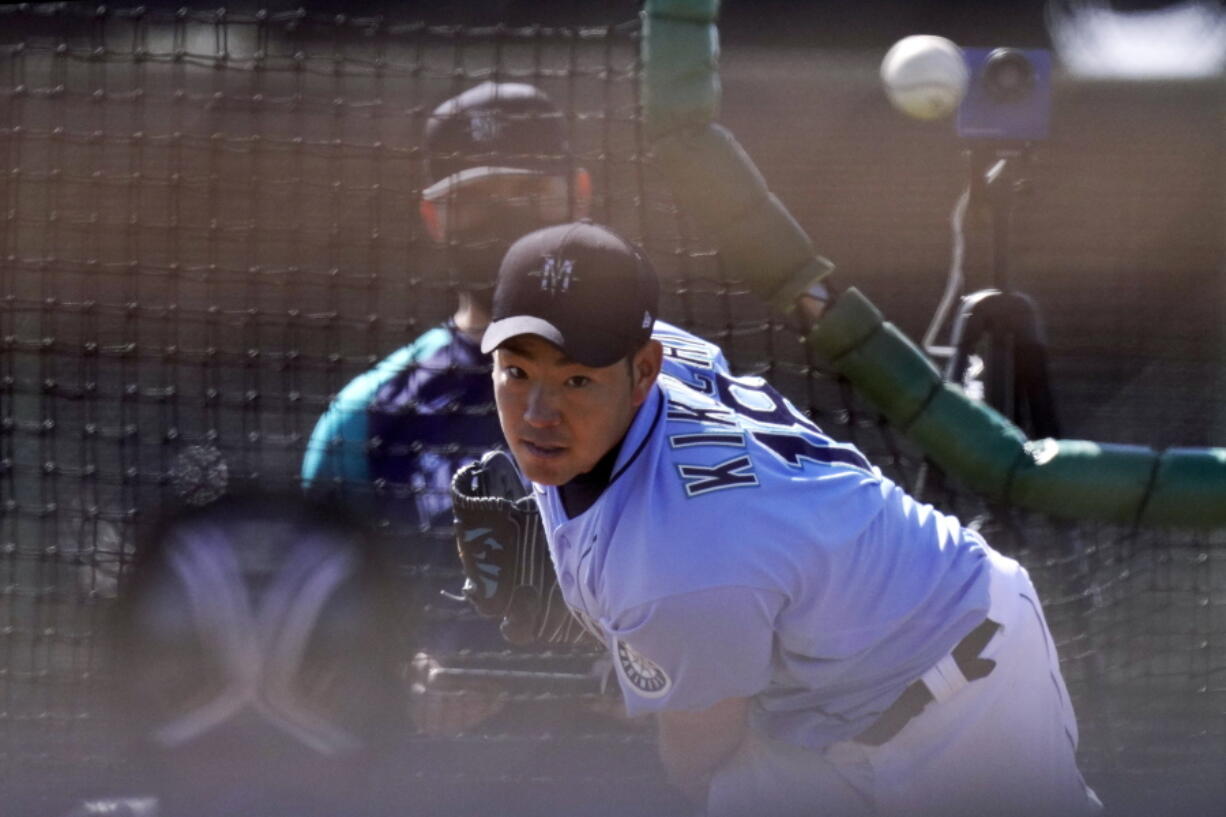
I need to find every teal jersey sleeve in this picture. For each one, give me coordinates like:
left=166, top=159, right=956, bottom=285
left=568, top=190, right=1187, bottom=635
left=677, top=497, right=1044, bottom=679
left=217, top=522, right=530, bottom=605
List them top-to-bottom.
left=301, top=328, right=454, bottom=497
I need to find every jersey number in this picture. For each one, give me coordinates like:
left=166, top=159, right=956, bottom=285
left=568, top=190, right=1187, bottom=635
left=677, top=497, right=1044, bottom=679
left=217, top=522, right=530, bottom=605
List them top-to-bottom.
left=673, top=372, right=870, bottom=497
left=716, top=373, right=871, bottom=471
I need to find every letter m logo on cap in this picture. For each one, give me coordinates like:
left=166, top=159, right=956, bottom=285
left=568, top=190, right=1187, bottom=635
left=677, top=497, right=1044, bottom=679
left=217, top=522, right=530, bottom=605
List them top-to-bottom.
left=530, top=255, right=578, bottom=294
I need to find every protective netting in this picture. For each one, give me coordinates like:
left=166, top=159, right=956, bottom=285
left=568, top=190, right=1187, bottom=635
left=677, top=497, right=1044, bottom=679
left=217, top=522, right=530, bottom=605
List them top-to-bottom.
left=1, top=4, right=1223, bottom=815
left=0, top=5, right=706, bottom=812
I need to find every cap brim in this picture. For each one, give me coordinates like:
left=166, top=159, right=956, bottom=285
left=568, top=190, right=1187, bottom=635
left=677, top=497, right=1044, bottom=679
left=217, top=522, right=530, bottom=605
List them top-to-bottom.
left=421, top=166, right=547, bottom=203
left=481, top=315, right=566, bottom=356
left=482, top=315, right=629, bottom=368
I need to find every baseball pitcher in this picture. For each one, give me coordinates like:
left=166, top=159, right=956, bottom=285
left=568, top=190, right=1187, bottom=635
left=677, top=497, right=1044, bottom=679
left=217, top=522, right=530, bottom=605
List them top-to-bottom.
left=457, top=221, right=1102, bottom=817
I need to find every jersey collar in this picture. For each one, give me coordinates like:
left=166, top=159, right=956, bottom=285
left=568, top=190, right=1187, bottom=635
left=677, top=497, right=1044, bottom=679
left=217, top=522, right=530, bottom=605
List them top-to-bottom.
left=533, top=384, right=664, bottom=515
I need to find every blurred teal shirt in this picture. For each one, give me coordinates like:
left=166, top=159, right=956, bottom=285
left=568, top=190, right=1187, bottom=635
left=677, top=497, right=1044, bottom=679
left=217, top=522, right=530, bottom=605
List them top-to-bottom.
left=301, top=328, right=454, bottom=500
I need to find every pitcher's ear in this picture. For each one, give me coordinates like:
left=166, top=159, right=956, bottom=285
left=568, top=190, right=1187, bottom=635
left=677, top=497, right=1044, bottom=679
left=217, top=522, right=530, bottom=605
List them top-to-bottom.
left=631, top=340, right=663, bottom=407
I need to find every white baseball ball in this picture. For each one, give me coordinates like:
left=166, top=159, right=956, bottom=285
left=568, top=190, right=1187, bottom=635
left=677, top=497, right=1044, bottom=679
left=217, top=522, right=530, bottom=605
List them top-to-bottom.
left=880, top=35, right=969, bottom=121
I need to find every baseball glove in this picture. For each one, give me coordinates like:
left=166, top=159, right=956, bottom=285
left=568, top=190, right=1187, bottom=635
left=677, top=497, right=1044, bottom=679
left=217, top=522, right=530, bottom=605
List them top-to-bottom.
left=451, top=450, right=598, bottom=646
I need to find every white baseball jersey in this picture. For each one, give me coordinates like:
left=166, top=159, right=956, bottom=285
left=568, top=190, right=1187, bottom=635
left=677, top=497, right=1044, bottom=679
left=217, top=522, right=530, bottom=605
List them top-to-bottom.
left=532, top=321, right=1098, bottom=815
left=534, top=321, right=994, bottom=748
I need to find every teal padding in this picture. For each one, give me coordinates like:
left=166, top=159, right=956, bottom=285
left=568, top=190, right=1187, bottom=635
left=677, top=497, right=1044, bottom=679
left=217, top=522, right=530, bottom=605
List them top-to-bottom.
left=643, top=0, right=1226, bottom=528
left=643, top=0, right=833, bottom=307
left=646, top=0, right=720, bottom=22
left=642, top=8, right=720, bottom=137
left=654, top=125, right=834, bottom=309
left=651, top=126, right=764, bottom=219
left=807, top=286, right=884, bottom=359
left=810, top=287, right=1022, bottom=496
left=809, top=288, right=1226, bottom=527
left=810, top=288, right=944, bottom=427
left=827, top=322, right=945, bottom=430
left=907, top=385, right=1029, bottom=499
left=1008, top=439, right=1156, bottom=525
left=1142, top=447, right=1226, bottom=526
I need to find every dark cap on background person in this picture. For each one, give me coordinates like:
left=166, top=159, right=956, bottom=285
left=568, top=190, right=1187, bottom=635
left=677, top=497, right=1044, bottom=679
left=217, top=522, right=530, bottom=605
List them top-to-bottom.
left=423, top=81, right=570, bottom=190
left=481, top=222, right=659, bottom=369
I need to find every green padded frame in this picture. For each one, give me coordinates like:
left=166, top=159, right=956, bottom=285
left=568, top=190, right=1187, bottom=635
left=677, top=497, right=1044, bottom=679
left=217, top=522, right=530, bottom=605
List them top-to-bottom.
left=642, top=0, right=1226, bottom=527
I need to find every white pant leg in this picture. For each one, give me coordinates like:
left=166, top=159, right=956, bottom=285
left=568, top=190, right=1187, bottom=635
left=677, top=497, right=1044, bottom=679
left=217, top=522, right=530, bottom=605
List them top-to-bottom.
left=865, top=548, right=1101, bottom=817
left=706, top=549, right=1101, bottom=817
left=707, top=731, right=875, bottom=817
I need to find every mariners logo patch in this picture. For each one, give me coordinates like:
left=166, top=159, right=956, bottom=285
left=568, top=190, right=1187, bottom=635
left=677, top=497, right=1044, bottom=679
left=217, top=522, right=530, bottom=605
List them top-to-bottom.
left=615, top=639, right=671, bottom=699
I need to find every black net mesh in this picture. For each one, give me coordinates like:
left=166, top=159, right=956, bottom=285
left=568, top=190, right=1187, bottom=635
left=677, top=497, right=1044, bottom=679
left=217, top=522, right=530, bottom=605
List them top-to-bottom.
left=1, top=4, right=1224, bottom=815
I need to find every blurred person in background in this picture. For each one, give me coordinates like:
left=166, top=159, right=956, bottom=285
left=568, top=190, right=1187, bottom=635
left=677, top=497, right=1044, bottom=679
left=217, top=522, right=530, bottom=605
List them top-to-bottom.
left=301, top=80, right=590, bottom=538
left=300, top=81, right=593, bottom=737
left=66, top=492, right=406, bottom=817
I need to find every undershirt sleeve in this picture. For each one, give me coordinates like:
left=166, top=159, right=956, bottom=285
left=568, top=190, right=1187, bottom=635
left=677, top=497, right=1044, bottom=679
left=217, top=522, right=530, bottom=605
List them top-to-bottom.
left=605, top=586, right=784, bottom=716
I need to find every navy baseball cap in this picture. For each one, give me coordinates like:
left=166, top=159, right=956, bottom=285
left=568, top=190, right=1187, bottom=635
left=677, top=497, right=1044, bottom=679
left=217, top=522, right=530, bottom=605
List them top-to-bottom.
left=424, top=81, right=570, bottom=188
left=481, top=222, right=659, bottom=368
